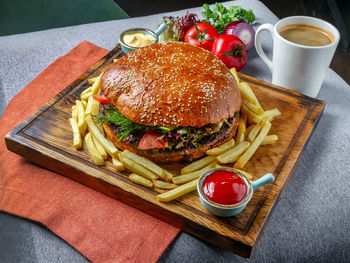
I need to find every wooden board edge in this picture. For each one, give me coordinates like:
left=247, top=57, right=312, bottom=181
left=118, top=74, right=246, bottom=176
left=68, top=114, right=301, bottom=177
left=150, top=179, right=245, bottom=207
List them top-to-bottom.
left=247, top=99, right=325, bottom=255
left=4, top=132, right=254, bottom=258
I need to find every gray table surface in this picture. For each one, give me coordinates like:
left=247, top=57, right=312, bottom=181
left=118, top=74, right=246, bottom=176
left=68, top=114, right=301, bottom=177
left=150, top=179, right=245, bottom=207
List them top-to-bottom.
left=1, top=1, right=349, bottom=262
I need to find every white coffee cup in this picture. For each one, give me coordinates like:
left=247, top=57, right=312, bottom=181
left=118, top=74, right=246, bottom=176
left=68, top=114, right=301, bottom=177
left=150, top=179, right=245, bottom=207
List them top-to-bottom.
left=255, top=16, right=340, bottom=97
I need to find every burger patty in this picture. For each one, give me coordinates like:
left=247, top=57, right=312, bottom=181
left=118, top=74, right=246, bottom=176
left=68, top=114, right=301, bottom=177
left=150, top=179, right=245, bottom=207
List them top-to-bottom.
left=99, top=103, right=239, bottom=162
left=105, top=116, right=237, bottom=156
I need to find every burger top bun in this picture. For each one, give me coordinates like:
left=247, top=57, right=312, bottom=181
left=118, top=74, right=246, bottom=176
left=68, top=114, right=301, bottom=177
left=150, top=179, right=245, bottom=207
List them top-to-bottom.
left=101, top=42, right=241, bottom=127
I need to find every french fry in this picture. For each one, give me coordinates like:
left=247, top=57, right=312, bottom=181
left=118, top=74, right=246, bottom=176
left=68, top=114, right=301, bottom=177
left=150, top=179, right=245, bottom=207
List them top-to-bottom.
left=113, top=58, right=119, bottom=63
left=229, top=67, right=240, bottom=84
left=88, top=76, right=100, bottom=85
left=90, top=76, right=101, bottom=95
left=88, top=78, right=95, bottom=85
left=239, top=82, right=262, bottom=109
left=238, top=84, right=255, bottom=104
left=80, top=86, right=92, bottom=97
left=81, top=91, right=92, bottom=101
left=85, top=95, right=94, bottom=116
left=90, top=97, right=100, bottom=116
left=76, top=100, right=87, bottom=134
left=81, top=100, right=88, bottom=108
left=242, top=100, right=264, bottom=115
left=241, top=104, right=263, bottom=124
left=72, top=105, right=78, bottom=122
left=262, top=108, right=281, bottom=120
left=85, top=114, right=118, bottom=157
left=236, top=114, right=247, bottom=144
left=69, top=118, right=82, bottom=149
left=234, top=121, right=272, bottom=169
left=96, top=122, right=105, bottom=136
left=247, top=123, right=262, bottom=143
left=245, top=125, right=254, bottom=138
left=236, top=130, right=245, bottom=145
left=84, top=132, right=104, bottom=165
left=91, top=134, right=107, bottom=160
left=262, top=134, right=278, bottom=145
left=206, top=139, right=235, bottom=156
left=217, top=141, right=251, bottom=164
left=121, top=150, right=166, bottom=179
left=120, top=155, right=158, bottom=180
left=181, top=155, right=216, bottom=174
left=112, top=157, right=125, bottom=170
left=173, top=162, right=216, bottom=184
left=234, top=169, right=253, bottom=180
left=163, top=170, right=174, bottom=182
left=129, top=173, right=153, bottom=188
left=157, top=179, right=198, bottom=202
left=153, top=180, right=178, bottom=189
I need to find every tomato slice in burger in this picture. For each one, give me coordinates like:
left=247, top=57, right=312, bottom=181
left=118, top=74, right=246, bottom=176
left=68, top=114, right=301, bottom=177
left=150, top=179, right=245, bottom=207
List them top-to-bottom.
left=93, top=94, right=110, bottom=104
left=138, top=130, right=167, bottom=150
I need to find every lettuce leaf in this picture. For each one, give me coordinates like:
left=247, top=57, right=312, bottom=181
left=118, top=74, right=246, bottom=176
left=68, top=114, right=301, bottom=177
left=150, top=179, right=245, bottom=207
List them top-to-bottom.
left=158, top=12, right=200, bottom=42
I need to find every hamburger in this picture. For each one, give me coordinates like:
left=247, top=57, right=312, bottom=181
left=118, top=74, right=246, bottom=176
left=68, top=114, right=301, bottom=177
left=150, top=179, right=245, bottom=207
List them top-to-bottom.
left=95, top=42, right=241, bottom=162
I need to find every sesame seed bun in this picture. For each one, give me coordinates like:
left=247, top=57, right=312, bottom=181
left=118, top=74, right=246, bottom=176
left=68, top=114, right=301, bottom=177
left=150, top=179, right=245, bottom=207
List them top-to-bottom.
left=101, top=42, right=241, bottom=127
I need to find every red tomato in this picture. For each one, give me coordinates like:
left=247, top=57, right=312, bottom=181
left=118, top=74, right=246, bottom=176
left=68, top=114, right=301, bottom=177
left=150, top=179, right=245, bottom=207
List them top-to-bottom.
left=184, top=23, right=219, bottom=51
left=211, top=35, right=247, bottom=71
left=93, top=94, right=110, bottom=104
left=138, top=130, right=167, bottom=150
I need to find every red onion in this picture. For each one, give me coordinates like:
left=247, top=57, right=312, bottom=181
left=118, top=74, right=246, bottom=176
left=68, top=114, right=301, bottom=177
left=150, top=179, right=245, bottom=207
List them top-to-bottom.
left=223, top=21, right=255, bottom=51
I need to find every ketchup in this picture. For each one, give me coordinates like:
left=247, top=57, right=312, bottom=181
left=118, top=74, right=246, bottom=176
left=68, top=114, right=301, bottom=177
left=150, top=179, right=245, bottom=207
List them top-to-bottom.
left=202, top=170, right=247, bottom=205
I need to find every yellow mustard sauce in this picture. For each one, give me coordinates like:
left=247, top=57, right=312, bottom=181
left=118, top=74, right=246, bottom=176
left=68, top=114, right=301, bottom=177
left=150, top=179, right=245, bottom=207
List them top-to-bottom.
left=123, top=32, right=155, bottom=47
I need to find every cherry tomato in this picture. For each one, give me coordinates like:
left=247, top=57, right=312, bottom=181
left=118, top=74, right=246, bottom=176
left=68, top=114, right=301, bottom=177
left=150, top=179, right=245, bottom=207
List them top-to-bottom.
left=184, top=23, right=219, bottom=51
left=211, top=35, right=247, bottom=71
left=93, top=94, right=110, bottom=104
left=138, top=130, right=167, bottom=150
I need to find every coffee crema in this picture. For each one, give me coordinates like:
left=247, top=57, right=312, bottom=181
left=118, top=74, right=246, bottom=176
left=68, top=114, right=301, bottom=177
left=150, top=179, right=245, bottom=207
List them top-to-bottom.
left=278, top=24, right=334, bottom=46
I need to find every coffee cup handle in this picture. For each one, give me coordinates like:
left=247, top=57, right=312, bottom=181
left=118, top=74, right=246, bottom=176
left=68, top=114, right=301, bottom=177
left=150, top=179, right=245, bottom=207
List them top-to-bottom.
left=255, top=23, right=274, bottom=72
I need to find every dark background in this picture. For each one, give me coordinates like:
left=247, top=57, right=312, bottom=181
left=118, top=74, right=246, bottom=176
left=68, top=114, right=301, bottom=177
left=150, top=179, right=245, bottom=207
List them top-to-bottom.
left=1, top=0, right=348, bottom=82
left=115, top=0, right=350, bottom=83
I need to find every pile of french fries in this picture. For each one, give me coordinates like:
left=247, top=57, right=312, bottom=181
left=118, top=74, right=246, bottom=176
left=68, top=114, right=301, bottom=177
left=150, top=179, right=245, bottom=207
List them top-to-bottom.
left=69, top=68, right=280, bottom=203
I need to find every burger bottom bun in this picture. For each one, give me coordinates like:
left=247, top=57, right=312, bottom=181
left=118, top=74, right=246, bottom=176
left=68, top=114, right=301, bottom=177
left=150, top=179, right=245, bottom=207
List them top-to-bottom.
left=103, top=117, right=239, bottom=163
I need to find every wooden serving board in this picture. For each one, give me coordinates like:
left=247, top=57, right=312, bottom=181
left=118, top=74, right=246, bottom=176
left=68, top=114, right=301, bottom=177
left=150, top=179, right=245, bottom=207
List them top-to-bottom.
left=5, top=46, right=325, bottom=258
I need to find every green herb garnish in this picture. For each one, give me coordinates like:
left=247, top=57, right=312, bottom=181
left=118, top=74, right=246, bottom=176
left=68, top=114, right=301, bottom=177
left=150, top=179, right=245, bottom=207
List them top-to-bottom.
left=202, top=3, right=255, bottom=33
left=94, top=104, right=147, bottom=141
left=94, top=104, right=233, bottom=149
left=224, top=119, right=231, bottom=127
left=209, top=121, right=223, bottom=134
left=156, top=126, right=177, bottom=134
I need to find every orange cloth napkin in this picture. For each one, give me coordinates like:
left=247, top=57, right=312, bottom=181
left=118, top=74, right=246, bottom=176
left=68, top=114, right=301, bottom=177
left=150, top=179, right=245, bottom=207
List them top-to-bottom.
left=0, top=41, right=180, bottom=263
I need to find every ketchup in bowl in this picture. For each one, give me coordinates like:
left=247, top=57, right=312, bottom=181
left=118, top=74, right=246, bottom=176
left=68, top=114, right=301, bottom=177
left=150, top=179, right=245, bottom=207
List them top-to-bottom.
left=202, top=170, right=247, bottom=205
